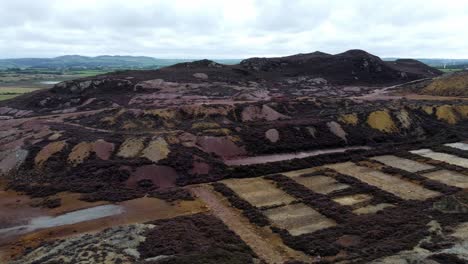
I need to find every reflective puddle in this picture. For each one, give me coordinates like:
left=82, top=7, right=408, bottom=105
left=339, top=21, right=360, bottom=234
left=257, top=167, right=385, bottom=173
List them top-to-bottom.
left=0, top=205, right=124, bottom=237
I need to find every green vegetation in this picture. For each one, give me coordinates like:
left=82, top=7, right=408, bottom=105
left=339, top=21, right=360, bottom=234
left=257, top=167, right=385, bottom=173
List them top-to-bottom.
left=0, top=55, right=241, bottom=70
left=0, top=56, right=242, bottom=101
left=0, top=68, right=111, bottom=101
left=438, top=68, right=464, bottom=73
left=0, top=87, right=39, bottom=101
left=0, top=94, right=19, bottom=101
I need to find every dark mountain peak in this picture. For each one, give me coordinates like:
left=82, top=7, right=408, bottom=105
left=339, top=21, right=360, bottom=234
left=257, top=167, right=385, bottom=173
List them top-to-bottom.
left=338, top=49, right=373, bottom=56
left=282, top=51, right=332, bottom=61
left=310, top=51, right=332, bottom=56
left=387, top=58, right=443, bottom=76
left=171, top=59, right=224, bottom=69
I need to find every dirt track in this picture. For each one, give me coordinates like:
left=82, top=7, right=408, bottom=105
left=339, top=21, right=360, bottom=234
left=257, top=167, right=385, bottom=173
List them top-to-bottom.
left=190, top=185, right=312, bottom=264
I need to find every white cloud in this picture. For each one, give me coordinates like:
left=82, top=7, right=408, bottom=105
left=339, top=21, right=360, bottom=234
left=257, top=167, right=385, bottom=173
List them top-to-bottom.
left=0, top=0, right=467, bottom=58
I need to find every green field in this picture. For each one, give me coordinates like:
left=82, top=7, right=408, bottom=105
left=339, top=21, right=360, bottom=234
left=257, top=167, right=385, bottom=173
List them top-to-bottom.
left=0, top=68, right=112, bottom=101
left=438, top=68, right=464, bottom=73
left=67, top=70, right=110, bottom=77
left=0, top=87, right=40, bottom=101
left=0, top=94, right=20, bottom=101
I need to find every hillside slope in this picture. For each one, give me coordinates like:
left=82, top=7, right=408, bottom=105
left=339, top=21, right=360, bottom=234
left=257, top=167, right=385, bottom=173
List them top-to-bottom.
left=421, top=71, right=468, bottom=96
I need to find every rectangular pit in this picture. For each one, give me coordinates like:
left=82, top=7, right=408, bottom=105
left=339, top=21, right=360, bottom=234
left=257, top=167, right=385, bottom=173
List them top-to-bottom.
left=410, top=149, right=468, bottom=168
left=370, top=155, right=435, bottom=173
left=325, top=162, right=440, bottom=200
left=421, top=170, right=468, bottom=189
left=287, top=175, right=350, bottom=195
left=222, top=178, right=296, bottom=208
left=263, top=203, right=336, bottom=236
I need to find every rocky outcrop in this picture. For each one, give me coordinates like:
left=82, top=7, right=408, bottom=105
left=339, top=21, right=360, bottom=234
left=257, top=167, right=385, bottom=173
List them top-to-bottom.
left=239, top=49, right=441, bottom=85
left=52, top=78, right=133, bottom=95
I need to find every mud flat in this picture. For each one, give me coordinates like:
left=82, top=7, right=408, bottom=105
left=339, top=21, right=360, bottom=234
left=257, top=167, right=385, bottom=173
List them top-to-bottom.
left=445, top=142, right=468, bottom=151
left=224, top=146, right=371, bottom=166
left=411, top=149, right=468, bottom=168
left=371, top=155, right=435, bottom=172
left=325, top=162, right=440, bottom=200
left=422, top=169, right=468, bottom=188
left=288, top=175, right=350, bottom=195
left=222, top=178, right=296, bottom=208
left=0, top=194, right=207, bottom=262
left=263, top=203, right=336, bottom=236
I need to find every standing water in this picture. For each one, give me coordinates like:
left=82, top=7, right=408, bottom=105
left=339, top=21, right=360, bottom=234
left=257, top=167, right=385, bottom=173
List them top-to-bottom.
left=0, top=204, right=124, bottom=238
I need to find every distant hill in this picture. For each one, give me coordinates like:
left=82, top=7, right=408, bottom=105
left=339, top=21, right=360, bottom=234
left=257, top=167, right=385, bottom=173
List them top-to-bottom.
left=239, top=49, right=441, bottom=85
left=0, top=55, right=241, bottom=70
left=384, top=58, right=468, bottom=69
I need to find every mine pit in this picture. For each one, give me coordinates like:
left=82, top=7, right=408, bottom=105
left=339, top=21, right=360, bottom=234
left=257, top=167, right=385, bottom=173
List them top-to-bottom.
left=1, top=47, right=468, bottom=263
left=411, top=149, right=468, bottom=168
left=371, top=155, right=435, bottom=172
left=326, top=162, right=441, bottom=200
left=222, top=178, right=296, bottom=208
left=263, top=203, right=336, bottom=236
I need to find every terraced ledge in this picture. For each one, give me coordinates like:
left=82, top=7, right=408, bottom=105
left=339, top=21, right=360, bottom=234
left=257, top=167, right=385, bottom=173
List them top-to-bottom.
left=445, top=142, right=468, bottom=151
left=411, top=149, right=468, bottom=169
left=370, top=155, right=435, bottom=173
left=325, top=162, right=440, bottom=200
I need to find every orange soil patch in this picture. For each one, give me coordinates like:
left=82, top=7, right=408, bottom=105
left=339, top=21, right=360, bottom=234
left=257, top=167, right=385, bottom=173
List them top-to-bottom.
left=366, top=110, right=398, bottom=133
left=34, top=141, right=66, bottom=166
left=67, top=142, right=93, bottom=166
left=1, top=196, right=206, bottom=262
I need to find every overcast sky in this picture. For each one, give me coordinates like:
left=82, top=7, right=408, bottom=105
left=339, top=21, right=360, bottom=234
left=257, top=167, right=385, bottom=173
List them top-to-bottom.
left=1, top=0, right=467, bottom=59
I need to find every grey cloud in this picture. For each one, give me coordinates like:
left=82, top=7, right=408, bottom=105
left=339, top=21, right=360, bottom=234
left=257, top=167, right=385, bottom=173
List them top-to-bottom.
left=0, top=0, right=467, bottom=59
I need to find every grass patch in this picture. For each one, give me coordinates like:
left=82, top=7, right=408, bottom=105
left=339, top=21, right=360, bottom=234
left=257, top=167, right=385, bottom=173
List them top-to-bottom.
left=438, top=68, right=463, bottom=73
left=69, top=70, right=110, bottom=77
left=0, top=87, right=40, bottom=101
left=0, top=87, right=39, bottom=93
left=0, top=94, right=19, bottom=101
